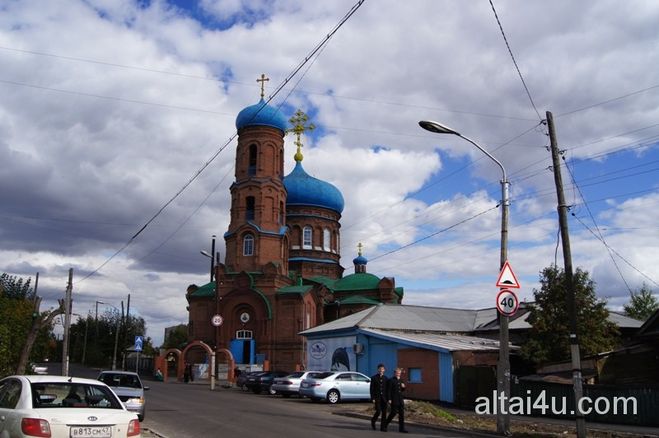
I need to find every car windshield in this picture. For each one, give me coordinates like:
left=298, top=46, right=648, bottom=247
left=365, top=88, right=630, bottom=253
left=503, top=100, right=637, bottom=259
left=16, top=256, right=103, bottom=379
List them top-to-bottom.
left=310, top=372, right=334, bottom=379
left=99, top=373, right=142, bottom=389
left=30, top=382, right=123, bottom=409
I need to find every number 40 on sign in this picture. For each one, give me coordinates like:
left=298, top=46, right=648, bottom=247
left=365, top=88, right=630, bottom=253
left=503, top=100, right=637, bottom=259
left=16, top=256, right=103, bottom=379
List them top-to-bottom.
left=496, top=289, right=519, bottom=316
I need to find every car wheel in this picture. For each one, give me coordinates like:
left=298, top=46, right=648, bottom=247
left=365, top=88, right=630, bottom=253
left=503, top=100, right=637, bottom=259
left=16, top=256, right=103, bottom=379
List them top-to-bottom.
left=268, top=386, right=277, bottom=396
left=326, top=389, right=340, bottom=404
left=138, top=414, right=144, bottom=422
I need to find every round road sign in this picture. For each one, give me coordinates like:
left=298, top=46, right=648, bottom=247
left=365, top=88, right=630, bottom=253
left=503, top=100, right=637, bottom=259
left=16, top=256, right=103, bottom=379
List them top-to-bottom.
left=496, top=289, right=519, bottom=316
left=211, top=314, right=223, bottom=327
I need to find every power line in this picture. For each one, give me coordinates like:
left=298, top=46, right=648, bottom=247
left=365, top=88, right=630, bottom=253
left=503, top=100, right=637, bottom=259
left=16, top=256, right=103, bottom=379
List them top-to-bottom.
left=77, top=0, right=367, bottom=283
left=488, top=0, right=542, bottom=121
left=556, top=84, right=659, bottom=118
left=563, top=155, right=632, bottom=293
left=367, top=204, right=499, bottom=263
left=571, top=214, right=658, bottom=288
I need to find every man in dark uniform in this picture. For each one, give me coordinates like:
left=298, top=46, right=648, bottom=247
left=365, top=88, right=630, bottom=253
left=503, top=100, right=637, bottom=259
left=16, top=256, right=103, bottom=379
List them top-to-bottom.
left=369, top=363, right=388, bottom=431
left=384, top=367, right=408, bottom=433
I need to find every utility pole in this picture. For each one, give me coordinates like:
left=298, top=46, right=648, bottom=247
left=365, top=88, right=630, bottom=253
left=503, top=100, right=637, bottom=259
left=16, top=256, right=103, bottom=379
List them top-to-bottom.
left=547, top=111, right=586, bottom=438
left=62, top=268, right=73, bottom=376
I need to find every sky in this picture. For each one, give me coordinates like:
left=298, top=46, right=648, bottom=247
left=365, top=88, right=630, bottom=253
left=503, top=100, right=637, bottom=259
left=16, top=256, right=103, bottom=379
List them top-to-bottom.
left=1, top=0, right=658, bottom=346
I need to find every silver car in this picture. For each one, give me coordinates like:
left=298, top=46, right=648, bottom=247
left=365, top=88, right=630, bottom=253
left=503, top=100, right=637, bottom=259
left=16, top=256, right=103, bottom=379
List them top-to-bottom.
left=98, top=371, right=148, bottom=421
left=271, top=371, right=326, bottom=397
left=299, top=371, right=371, bottom=404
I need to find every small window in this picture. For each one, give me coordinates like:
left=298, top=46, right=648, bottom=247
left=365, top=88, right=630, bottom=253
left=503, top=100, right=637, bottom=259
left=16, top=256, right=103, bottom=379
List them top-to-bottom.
left=248, top=144, right=257, bottom=175
left=246, top=196, right=255, bottom=220
left=303, top=226, right=312, bottom=249
left=323, top=228, right=331, bottom=251
left=243, top=234, right=254, bottom=256
left=236, top=329, right=253, bottom=339
left=408, top=368, right=422, bottom=383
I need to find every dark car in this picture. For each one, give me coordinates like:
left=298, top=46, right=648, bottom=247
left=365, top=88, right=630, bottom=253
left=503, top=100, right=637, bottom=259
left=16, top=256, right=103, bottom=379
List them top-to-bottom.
left=237, top=371, right=262, bottom=390
left=247, top=371, right=290, bottom=394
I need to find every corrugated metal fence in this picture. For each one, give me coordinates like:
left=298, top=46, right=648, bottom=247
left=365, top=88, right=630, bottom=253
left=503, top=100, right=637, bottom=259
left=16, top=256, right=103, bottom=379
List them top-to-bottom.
left=511, top=380, right=659, bottom=427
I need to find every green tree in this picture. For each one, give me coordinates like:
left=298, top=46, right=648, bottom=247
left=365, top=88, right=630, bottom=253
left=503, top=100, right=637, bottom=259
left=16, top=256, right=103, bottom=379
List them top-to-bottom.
left=521, top=265, right=619, bottom=365
left=0, top=274, right=60, bottom=376
left=623, top=283, right=658, bottom=321
left=162, top=324, right=188, bottom=349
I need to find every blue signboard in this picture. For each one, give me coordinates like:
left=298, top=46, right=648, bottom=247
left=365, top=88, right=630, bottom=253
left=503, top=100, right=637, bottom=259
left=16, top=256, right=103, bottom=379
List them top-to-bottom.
left=134, top=335, right=143, bottom=352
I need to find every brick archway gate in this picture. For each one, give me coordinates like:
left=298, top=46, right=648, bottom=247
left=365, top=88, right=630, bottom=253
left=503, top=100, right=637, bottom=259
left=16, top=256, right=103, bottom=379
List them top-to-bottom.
left=180, top=341, right=236, bottom=390
left=155, top=348, right=182, bottom=382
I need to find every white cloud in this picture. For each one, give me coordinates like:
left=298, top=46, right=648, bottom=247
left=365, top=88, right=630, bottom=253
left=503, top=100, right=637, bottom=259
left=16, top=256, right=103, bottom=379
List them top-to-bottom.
left=1, top=0, right=658, bottom=345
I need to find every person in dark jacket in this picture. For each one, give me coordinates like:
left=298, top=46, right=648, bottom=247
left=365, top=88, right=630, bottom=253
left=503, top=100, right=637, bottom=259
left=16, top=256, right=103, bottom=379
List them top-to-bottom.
left=369, top=363, right=388, bottom=431
left=384, top=367, right=408, bottom=433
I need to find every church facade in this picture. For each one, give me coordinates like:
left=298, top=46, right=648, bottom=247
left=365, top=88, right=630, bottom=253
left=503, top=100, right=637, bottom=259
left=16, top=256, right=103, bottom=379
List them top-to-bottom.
left=186, top=86, right=403, bottom=372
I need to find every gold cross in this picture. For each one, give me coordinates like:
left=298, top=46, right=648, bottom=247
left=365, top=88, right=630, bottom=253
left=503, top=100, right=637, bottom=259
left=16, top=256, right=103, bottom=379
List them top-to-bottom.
left=256, top=74, right=269, bottom=99
left=287, top=109, right=315, bottom=162
left=357, top=242, right=363, bottom=256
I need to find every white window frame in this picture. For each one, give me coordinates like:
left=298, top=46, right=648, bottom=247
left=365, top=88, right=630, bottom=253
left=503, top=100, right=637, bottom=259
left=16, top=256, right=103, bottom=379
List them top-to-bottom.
left=302, top=226, right=312, bottom=249
left=243, top=234, right=254, bottom=256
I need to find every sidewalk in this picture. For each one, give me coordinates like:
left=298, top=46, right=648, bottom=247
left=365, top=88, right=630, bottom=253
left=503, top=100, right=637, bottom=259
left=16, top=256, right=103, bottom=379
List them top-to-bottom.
left=339, top=402, right=659, bottom=437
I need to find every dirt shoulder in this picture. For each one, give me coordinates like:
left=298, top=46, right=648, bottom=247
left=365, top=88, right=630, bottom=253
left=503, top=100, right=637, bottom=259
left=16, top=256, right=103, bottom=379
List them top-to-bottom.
left=345, top=401, right=659, bottom=437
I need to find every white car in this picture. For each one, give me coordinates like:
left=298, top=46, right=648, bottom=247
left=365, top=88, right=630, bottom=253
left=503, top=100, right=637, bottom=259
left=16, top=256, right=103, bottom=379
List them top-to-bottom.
left=271, top=371, right=327, bottom=397
left=299, top=371, right=371, bottom=404
left=0, top=375, right=141, bottom=438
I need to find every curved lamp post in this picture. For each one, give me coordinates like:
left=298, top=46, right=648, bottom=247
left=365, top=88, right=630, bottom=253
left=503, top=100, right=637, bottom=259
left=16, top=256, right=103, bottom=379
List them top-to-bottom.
left=419, top=120, right=511, bottom=435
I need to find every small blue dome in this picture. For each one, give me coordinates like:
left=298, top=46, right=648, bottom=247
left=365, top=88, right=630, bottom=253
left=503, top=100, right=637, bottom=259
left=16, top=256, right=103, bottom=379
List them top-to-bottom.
left=235, top=99, right=288, bottom=133
left=284, top=161, right=344, bottom=214
left=353, top=255, right=368, bottom=265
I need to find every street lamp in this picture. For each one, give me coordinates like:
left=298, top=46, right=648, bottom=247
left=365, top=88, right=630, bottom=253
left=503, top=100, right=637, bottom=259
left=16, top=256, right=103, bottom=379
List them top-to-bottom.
left=419, top=120, right=511, bottom=435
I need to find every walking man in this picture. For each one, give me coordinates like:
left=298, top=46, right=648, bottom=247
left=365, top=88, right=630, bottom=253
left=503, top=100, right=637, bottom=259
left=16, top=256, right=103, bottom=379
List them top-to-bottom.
left=370, top=363, right=388, bottom=431
left=384, top=367, right=408, bottom=433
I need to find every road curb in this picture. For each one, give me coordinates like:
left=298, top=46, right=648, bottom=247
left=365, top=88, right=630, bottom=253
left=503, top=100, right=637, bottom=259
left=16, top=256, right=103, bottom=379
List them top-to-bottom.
left=143, top=427, right=169, bottom=438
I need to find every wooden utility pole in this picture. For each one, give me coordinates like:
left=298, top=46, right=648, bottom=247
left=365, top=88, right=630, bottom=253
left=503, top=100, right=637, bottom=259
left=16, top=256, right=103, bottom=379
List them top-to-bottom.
left=547, top=111, right=586, bottom=438
left=61, top=268, right=73, bottom=376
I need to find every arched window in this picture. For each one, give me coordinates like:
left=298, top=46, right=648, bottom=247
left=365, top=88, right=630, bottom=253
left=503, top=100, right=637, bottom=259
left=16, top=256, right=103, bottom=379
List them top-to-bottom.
left=248, top=144, right=257, bottom=175
left=246, top=196, right=255, bottom=220
left=303, top=226, right=313, bottom=249
left=323, top=228, right=331, bottom=251
left=243, top=234, right=254, bottom=256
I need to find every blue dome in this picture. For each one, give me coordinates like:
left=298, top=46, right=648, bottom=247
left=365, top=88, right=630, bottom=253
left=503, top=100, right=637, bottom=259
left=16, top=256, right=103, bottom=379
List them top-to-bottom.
left=235, top=99, right=288, bottom=133
left=284, top=161, right=344, bottom=214
left=353, top=255, right=368, bottom=265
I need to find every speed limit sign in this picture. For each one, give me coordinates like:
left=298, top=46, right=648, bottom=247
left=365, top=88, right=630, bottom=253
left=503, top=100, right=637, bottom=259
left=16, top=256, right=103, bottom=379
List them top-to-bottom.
left=496, top=289, right=519, bottom=316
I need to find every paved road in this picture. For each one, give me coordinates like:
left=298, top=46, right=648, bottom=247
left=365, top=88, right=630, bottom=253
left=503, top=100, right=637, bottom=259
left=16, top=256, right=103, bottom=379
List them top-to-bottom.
left=140, top=381, right=475, bottom=438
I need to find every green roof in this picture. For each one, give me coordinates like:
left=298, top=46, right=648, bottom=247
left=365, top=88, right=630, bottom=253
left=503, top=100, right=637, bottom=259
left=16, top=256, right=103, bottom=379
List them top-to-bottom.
left=333, top=273, right=381, bottom=291
left=309, top=276, right=337, bottom=288
left=189, top=282, right=216, bottom=298
left=277, top=285, right=313, bottom=295
left=395, top=287, right=404, bottom=297
left=338, top=295, right=381, bottom=305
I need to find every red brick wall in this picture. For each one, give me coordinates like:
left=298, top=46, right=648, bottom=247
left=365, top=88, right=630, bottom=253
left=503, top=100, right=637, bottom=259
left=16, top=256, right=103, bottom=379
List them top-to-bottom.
left=397, top=348, right=440, bottom=400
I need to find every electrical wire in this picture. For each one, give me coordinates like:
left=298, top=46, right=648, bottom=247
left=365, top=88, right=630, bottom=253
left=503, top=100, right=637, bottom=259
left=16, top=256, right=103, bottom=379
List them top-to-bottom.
left=76, top=0, right=367, bottom=283
left=488, top=0, right=542, bottom=121
left=563, top=155, right=632, bottom=293
left=571, top=214, right=658, bottom=288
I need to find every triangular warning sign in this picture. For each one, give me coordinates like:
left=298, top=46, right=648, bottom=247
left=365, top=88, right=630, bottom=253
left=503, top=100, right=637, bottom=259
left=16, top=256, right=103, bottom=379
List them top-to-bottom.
left=496, top=260, right=520, bottom=288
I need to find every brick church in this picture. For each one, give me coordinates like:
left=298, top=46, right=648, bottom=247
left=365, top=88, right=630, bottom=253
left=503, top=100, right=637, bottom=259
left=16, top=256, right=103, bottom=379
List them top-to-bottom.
left=186, top=81, right=403, bottom=371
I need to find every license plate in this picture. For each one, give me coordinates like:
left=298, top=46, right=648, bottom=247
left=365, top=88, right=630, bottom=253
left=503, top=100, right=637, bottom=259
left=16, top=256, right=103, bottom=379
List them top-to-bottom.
left=70, top=426, right=112, bottom=437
